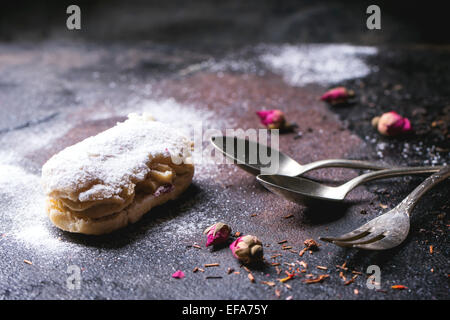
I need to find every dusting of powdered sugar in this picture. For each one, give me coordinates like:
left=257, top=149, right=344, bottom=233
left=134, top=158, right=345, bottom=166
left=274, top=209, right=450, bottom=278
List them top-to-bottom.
left=191, top=44, right=378, bottom=87
left=260, top=44, right=378, bottom=86
left=125, top=97, right=225, bottom=131
left=0, top=114, right=74, bottom=173
left=41, top=114, right=193, bottom=201
left=0, top=162, right=73, bottom=252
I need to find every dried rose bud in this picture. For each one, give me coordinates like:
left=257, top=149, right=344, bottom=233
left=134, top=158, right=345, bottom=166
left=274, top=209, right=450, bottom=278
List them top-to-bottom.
left=320, top=87, right=355, bottom=105
left=256, top=109, right=287, bottom=130
left=372, top=111, right=412, bottom=136
left=371, top=116, right=380, bottom=128
left=203, top=222, right=231, bottom=247
left=230, top=235, right=264, bottom=264
left=304, top=239, right=320, bottom=250
left=172, top=270, right=185, bottom=279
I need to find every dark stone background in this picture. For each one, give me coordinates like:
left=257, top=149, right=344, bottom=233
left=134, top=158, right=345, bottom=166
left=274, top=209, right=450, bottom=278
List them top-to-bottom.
left=0, top=0, right=448, bottom=300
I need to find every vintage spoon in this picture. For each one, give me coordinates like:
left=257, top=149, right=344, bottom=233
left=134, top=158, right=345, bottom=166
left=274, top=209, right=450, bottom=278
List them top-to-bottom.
left=211, top=135, right=393, bottom=176
left=256, top=166, right=443, bottom=206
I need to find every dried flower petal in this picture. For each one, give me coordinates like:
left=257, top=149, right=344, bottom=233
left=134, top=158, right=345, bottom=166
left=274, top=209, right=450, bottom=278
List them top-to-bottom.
left=320, top=87, right=355, bottom=105
left=256, top=109, right=288, bottom=130
left=372, top=111, right=412, bottom=136
left=203, top=222, right=231, bottom=247
left=229, top=235, right=264, bottom=264
left=172, top=270, right=185, bottom=279
left=279, top=274, right=294, bottom=283
left=303, top=274, right=329, bottom=284
left=261, top=281, right=276, bottom=287
left=391, top=284, right=408, bottom=290
left=275, top=289, right=281, bottom=298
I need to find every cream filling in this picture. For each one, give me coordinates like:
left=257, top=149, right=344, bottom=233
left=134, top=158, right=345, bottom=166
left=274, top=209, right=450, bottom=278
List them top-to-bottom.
left=52, top=163, right=182, bottom=219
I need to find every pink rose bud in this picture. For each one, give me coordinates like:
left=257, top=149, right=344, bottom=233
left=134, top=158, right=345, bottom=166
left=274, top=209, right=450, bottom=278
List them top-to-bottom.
left=320, top=87, right=355, bottom=105
left=256, top=109, right=287, bottom=130
left=372, top=111, right=412, bottom=136
left=203, top=222, right=231, bottom=247
left=229, top=235, right=263, bottom=264
left=172, top=270, right=185, bottom=279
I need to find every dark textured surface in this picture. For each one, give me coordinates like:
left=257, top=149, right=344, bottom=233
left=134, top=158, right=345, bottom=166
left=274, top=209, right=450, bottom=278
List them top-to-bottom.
left=0, top=1, right=449, bottom=300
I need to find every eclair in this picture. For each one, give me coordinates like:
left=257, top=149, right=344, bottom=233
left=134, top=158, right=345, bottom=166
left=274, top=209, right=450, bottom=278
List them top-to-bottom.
left=41, top=113, right=194, bottom=235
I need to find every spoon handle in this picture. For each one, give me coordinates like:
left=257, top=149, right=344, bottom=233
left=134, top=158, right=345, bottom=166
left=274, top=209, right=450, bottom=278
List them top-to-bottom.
left=296, top=159, right=395, bottom=176
left=298, top=159, right=393, bottom=175
left=339, top=165, right=444, bottom=196
left=397, top=165, right=450, bottom=215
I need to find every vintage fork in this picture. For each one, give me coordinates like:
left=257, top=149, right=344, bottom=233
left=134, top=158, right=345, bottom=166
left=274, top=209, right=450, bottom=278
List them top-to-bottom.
left=320, top=165, right=450, bottom=250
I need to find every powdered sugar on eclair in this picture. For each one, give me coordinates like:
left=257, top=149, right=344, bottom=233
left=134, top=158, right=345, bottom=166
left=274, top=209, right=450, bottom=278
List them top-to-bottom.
left=41, top=113, right=193, bottom=203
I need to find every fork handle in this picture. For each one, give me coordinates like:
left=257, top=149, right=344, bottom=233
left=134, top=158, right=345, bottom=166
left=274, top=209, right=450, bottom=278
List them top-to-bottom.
left=398, top=165, right=450, bottom=215
left=339, top=166, right=444, bottom=197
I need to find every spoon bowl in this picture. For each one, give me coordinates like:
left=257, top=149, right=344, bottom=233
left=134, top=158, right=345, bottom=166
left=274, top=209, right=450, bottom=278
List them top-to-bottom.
left=210, top=135, right=302, bottom=176
left=257, top=174, right=347, bottom=206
